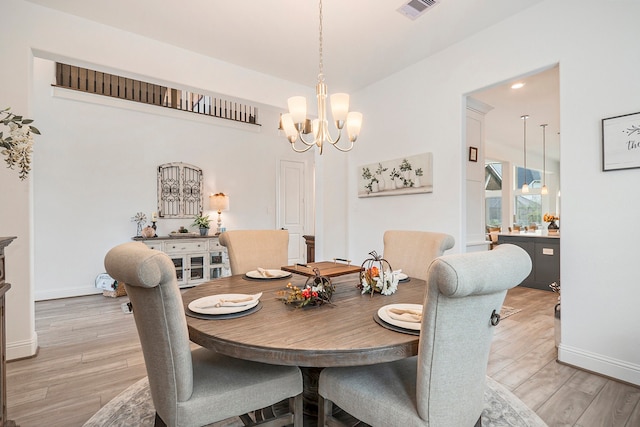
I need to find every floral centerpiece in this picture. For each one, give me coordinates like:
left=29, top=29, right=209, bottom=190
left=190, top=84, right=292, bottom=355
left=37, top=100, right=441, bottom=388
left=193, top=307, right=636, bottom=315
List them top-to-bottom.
left=1, top=107, right=41, bottom=180
left=543, top=213, right=560, bottom=233
left=543, top=213, right=559, bottom=222
left=358, top=251, right=400, bottom=296
left=277, top=268, right=335, bottom=308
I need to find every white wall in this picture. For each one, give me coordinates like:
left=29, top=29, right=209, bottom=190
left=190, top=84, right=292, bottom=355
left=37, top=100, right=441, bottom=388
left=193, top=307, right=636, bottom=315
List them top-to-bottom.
left=1, top=0, right=315, bottom=358
left=347, top=0, right=640, bottom=385
left=32, top=58, right=316, bottom=300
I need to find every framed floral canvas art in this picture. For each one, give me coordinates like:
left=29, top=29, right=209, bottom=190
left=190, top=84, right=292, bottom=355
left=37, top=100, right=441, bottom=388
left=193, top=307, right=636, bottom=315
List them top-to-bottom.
left=358, top=153, right=433, bottom=198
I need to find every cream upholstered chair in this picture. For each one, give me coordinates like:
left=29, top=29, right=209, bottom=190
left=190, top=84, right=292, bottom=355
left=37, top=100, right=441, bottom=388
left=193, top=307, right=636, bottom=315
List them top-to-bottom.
left=219, top=229, right=289, bottom=275
left=382, top=230, right=455, bottom=280
left=104, top=242, right=303, bottom=427
left=318, top=244, right=532, bottom=427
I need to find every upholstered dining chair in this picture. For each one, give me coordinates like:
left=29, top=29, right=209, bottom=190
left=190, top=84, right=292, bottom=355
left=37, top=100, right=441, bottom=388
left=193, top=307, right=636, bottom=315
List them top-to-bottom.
left=219, top=229, right=289, bottom=275
left=382, top=230, right=455, bottom=280
left=104, top=242, right=303, bottom=427
left=318, top=244, right=532, bottom=427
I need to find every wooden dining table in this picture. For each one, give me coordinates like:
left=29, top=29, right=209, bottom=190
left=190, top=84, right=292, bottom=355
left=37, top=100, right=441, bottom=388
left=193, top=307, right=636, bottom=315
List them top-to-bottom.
left=182, top=272, right=426, bottom=368
left=183, top=272, right=426, bottom=419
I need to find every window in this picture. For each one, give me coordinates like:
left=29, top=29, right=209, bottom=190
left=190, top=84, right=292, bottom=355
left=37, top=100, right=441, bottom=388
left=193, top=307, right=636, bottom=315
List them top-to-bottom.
left=485, top=162, right=502, bottom=227
left=514, top=166, right=543, bottom=225
left=515, top=166, right=541, bottom=190
left=514, top=194, right=542, bottom=226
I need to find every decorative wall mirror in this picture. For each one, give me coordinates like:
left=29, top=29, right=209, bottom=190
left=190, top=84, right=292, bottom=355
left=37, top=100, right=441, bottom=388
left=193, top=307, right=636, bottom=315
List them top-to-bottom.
left=157, top=162, right=203, bottom=218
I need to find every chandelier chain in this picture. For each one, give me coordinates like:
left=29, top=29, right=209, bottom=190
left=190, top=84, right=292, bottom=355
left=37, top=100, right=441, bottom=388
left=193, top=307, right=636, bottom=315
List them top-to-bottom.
left=318, top=0, right=324, bottom=81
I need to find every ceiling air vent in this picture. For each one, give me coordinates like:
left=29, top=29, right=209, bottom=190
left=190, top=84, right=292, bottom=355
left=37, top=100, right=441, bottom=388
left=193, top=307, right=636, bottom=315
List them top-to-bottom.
left=397, top=0, right=440, bottom=20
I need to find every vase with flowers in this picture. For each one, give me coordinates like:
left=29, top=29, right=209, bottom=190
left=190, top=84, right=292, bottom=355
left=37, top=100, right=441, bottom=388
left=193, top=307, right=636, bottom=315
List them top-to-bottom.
left=543, top=213, right=559, bottom=234
left=358, top=251, right=400, bottom=296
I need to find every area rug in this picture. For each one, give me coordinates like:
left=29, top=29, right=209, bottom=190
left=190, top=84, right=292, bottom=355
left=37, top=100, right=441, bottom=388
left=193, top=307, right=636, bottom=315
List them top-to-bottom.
left=500, top=306, right=523, bottom=319
left=83, top=376, right=547, bottom=427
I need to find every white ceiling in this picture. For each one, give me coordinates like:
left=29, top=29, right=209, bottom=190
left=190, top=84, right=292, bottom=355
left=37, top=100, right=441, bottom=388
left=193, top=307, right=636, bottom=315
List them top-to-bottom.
left=24, top=0, right=557, bottom=159
left=25, top=0, right=544, bottom=91
left=470, top=66, right=561, bottom=162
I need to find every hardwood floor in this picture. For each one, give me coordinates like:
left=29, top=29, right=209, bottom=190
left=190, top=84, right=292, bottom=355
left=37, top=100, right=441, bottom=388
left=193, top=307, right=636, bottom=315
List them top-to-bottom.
left=7, top=287, right=640, bottom=427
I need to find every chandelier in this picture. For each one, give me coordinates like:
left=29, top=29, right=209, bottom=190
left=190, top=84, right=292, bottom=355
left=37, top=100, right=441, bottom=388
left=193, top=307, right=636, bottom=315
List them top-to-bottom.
left=280, top=0, right=363, bottom=154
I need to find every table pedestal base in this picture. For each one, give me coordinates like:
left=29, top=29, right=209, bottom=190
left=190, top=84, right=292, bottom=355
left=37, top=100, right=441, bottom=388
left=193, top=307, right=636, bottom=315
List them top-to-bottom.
left=301, top=367, right=322, bottom=417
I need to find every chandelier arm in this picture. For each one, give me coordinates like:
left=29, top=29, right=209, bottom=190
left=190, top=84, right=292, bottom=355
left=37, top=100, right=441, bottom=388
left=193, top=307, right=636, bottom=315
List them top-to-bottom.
left=324, top=129, right=356, bottom=152
left=297, top=132, right=318, bottom=147
left=330, top=139, right=355, bottom=153
left=289, top=141, right=316, bottom=153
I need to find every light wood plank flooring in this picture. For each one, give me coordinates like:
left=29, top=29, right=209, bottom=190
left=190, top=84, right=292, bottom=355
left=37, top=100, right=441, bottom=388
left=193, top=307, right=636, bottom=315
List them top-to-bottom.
left=7, top=287, right=640, bottom=427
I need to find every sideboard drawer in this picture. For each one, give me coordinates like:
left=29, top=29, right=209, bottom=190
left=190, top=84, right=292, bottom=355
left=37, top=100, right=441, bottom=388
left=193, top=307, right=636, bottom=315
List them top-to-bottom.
left=164, top=240, right=208, bottom=253
left=210, top=240, right=223, bottom=250
left=143, top=242, right=163, bottom=251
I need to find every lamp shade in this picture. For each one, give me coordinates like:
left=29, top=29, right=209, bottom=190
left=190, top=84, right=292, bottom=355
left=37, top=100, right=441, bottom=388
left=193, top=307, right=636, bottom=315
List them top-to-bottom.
left=330, top=93, right=350, bottom=122
left=287, top=96, right=307, bottom=125
left=347, top=112, right=363, bottom=142
left=209, top=193, right=229, bottom=212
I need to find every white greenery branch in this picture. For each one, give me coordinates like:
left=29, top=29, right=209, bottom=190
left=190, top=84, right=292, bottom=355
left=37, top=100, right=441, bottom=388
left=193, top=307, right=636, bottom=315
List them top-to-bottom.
left=1, top=107, right=41, bottom=180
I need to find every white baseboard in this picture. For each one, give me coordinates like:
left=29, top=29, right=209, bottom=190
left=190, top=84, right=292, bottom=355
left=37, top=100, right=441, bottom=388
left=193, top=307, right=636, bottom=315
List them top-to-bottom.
left=35, top=286, right=103, bottom=301
left=8, top=332, right=38, bottom=361
left=559, top=343, right=640, bottom=386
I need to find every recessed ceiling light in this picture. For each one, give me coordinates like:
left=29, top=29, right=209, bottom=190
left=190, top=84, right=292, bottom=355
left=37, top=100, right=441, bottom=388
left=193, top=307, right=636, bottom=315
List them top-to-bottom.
left=511, top=82, right=525, bottom=89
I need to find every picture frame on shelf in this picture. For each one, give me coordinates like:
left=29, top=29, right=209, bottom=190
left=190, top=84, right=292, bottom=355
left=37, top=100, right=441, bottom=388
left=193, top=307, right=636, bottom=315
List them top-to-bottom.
left=602, top=111, right=640, bottom=171
left=468, top=146, right=478, bottom=162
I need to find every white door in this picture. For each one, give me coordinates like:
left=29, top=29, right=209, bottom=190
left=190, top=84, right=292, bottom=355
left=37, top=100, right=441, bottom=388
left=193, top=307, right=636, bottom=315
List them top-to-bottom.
left=277, top=159, right=307, bottom=264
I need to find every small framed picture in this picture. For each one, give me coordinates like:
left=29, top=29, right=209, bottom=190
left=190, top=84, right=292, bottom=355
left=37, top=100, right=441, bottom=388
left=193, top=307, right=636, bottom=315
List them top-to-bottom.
left=602, top=111, right=640, bottom=171
left=468, top=146, right=478, bottom=162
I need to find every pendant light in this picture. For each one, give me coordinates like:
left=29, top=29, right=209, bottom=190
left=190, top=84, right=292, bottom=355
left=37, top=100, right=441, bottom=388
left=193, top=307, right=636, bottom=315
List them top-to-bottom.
left=521, top=115, right=529, bottom=193
left=540, top=124, right=548, bottom=195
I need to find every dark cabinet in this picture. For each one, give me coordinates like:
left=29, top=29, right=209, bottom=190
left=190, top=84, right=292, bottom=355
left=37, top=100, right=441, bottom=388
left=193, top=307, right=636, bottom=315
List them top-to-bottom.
left=497, top=234, right=560, bottom=291
left=303, top=235, right=315, bottom=263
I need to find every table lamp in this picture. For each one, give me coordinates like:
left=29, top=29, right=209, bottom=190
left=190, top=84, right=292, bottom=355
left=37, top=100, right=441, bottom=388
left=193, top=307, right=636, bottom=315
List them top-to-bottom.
left=209, top=192, right=229, bottom=235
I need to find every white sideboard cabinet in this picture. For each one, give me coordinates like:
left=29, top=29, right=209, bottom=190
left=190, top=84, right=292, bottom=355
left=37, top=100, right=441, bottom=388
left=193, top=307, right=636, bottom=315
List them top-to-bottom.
left=134, top=236, right=230, bottom=287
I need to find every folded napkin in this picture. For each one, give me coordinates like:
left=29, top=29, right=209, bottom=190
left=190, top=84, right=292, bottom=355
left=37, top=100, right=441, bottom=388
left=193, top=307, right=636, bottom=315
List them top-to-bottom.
left=257, top=267, right=275, bottom=278
left=196, top=293, right=262, bottom=309
left=387, top=307, right=422, bottom=323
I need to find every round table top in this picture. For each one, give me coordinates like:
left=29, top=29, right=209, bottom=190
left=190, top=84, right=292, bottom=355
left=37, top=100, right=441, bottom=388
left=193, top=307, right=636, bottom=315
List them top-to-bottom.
left=183, top=272, right=425, bottom=367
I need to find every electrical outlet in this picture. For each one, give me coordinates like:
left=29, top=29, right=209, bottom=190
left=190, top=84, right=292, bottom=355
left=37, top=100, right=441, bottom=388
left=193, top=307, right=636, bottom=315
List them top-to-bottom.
left=121, top=302, right=133, bottom=314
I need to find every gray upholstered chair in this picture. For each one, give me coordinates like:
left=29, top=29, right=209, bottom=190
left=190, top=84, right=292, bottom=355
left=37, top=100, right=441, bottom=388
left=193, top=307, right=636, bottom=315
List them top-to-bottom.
left=219, top=229, right=289, bottom=275
left=382, top=230, right=455, bottom=280
left=104, top=241, right=303, bottom=427
left=318, top=244, right=532, bottom=427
